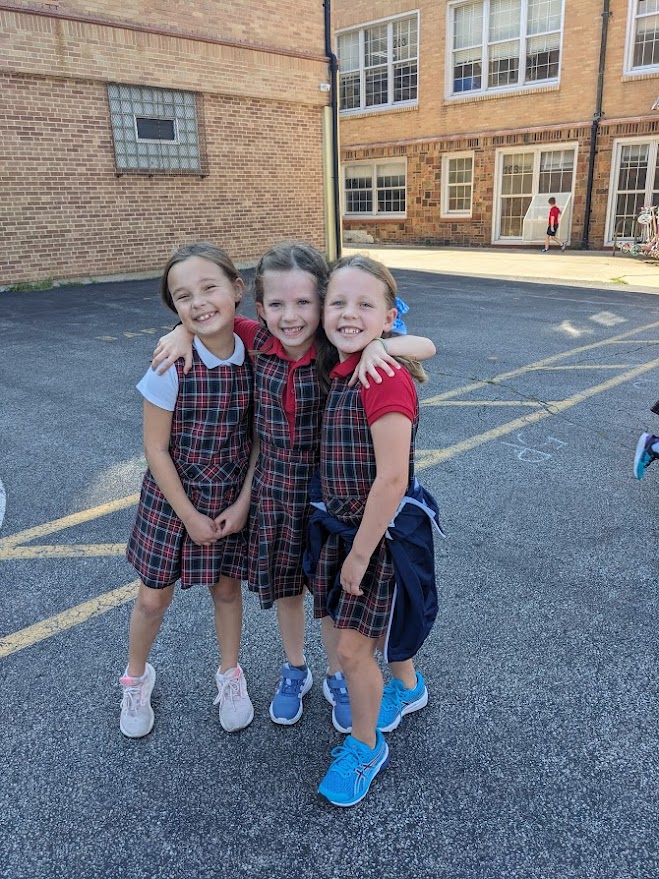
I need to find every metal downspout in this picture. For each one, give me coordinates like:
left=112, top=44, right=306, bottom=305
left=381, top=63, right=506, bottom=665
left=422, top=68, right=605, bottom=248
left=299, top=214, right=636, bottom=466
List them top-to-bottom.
left=324, top=0, right=342, bottom=260
left=582, top=0, right=611, bottom=249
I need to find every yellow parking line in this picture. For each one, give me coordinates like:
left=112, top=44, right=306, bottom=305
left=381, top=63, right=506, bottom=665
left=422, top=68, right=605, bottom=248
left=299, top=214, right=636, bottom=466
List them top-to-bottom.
left=423, top=318, right=659, bottom=405
left=417, top=355, right=659, bottom=469
left=536, top=364, right=633, bottom=370
left=429, top=400, right=544, bottom=407
left=0, top=494, right=140, bottom=550
left=0, top=544, right=127, bottom=560
left=0, top=581, right=139, bottom=659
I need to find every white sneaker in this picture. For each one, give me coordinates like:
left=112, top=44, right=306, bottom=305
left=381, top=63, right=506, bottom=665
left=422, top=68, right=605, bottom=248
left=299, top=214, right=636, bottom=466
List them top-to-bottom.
left=119, top=663, right=156, bottom=738
left=213, top=665, right=254, bottom=732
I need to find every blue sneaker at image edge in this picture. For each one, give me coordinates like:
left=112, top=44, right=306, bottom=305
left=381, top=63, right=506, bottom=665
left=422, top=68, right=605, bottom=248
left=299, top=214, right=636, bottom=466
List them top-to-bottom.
left=634, top=433, right=659, bottom=480
left=269, top=662, right=313, bottom=725
left=323, top=671, right=352, bottom=734
left=377, top=672, right=428, bottom=733
left=318, top=731, right=389, bottom=807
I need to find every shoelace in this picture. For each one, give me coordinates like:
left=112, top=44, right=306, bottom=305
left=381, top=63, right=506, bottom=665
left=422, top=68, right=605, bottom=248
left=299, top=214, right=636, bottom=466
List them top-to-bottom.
left=213, top=675, right=241, bottom=707
left=121, top=681, right=147, bottom=712
left=380, top=683, right=403, bottom=715
left=327, top=742, right=378, bottom=779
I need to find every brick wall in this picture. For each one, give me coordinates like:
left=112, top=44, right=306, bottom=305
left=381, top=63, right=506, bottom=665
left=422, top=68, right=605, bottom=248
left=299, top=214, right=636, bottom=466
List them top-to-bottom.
left=4, top=0, right=327, bottom=56
left=334, top=0, right=659, bottom=249
left=0, top=2, right=330, bottom=285
left=0, top=73, right=325, bottom=285
left=343, top=125, right=592, bottom=247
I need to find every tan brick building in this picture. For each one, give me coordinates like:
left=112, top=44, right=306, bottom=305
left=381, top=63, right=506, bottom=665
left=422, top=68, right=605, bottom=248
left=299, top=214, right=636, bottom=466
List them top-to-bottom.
left=333, top=0, right=659, bottom=250
left=0, top=1, right=334, bottom=286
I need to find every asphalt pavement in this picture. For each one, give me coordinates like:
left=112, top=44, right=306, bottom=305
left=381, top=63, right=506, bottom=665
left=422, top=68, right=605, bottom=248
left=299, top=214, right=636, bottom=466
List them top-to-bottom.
left=1, top=252, right=658, bottom=879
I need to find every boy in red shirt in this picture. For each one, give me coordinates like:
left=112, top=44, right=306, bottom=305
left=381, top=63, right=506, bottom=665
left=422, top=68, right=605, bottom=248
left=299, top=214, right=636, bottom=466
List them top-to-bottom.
left=542, top=197, right=566, bottom=252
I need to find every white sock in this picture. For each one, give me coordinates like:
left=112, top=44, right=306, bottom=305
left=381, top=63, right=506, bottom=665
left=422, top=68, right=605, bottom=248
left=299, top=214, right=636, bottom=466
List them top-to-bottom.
left=651, top=441, right=659, bottom=454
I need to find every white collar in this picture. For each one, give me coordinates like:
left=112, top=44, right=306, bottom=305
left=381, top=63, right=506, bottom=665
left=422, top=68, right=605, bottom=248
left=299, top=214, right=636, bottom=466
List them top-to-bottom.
left=193, top=334, right=245, bottom=367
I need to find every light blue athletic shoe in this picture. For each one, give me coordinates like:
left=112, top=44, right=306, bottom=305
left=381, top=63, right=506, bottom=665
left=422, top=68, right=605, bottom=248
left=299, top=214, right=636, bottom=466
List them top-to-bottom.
left=634, top=433, right=659, bottom=480
left=269, top=663, right=313, bottom=725
left=323, top=671, right=352, bottom=734
left=377, top=672, right=428, bottom=733
left=318, top=731, right=389, bottom=807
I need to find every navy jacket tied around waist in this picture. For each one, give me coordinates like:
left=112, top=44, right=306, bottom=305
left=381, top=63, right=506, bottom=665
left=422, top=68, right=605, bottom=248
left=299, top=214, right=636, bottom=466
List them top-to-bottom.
left=304, top=475, right=444, bottom=662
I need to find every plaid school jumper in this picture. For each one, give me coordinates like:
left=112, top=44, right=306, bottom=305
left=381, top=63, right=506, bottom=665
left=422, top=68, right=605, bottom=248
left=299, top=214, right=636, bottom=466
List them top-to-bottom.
left=248, top=327, right=325, bottom=608
left=126, top=348, right=253, bottom=589
left=312, top=370, right=419, bottom=638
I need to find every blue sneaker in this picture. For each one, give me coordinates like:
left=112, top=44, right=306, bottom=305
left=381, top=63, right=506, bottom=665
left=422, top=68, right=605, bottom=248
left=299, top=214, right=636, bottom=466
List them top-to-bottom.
left=634, top=433, right=659, bottom=480
left=269, top=663, right=313, bottom=725
left=323, top=671, right=352, bottom=734
left=377, top=672, right=428, bottom=733
left=318, top=731, right=389, bottom=807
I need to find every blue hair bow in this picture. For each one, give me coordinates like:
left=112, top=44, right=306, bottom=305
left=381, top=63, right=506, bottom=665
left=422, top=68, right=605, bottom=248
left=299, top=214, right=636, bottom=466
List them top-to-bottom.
left=393, top=296, right=409, bottom=334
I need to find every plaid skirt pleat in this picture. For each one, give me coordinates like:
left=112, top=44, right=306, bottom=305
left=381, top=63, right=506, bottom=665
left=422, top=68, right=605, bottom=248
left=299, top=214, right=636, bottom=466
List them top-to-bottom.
left=247, top=444, right=317, bottom=607
left=126, top=461, right=247, bottom=589
left=311, top=530, right=395, bottom=639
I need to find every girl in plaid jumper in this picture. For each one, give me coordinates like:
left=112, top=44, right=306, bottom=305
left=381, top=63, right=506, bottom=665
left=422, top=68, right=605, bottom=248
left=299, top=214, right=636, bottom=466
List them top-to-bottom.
left=121, top=243, right=258, bottom=740
left=152, top=244, right=435, bottom=729
left=310, top=254, right=439, bottom=807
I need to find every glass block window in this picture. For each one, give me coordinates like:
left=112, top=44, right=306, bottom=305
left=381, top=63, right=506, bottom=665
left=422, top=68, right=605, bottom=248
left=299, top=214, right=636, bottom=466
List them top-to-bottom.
left=449, top=0, right=563, bottom=97
left=627, top=0, right=659, bottom=71
left=337, top=14, right=418, bottom=113
left=107, top=84, right=204, bottom=173
left=442, top=153, right=475, bottom=216
left=344, top=161, right=406, bottom=217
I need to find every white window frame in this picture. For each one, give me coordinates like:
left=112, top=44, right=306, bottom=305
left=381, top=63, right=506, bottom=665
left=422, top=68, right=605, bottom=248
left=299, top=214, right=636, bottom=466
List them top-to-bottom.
left=445, top=0, right=564, bottom=101
left=624, top=0, right=659, bottom=74
left=336, top=11, right=419, bottom=116
left=605, top=137, right=659, bottom=244
left=492, top=142, right=577, bottom=242
left=441, top=151, right=475, bottom=218
left=342, top=159, right=407, bottom=219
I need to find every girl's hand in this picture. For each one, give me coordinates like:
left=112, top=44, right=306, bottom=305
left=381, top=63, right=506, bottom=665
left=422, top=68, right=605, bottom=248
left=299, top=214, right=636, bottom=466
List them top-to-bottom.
left=152, top=326, right=194, bottom=376
left=348, top=339, right=401, bottom=388
left=214, top=495, right=250, bottom=537
left=184, top=511, right=221, bottom=546
left=339, top=550, right=369, bottom=596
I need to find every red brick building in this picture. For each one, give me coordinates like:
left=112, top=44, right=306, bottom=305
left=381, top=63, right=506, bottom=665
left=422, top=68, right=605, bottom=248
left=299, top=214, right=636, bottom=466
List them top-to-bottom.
left=333, top=0, right=659, bottom=250
left=0, top=1, right=333, bottom=286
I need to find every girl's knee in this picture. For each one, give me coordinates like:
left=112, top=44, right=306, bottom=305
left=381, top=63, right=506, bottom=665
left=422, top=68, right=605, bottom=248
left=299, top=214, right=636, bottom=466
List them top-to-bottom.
left=209, top=577, right=242, bottom=605
left=136, top=583, right=173, bottom=617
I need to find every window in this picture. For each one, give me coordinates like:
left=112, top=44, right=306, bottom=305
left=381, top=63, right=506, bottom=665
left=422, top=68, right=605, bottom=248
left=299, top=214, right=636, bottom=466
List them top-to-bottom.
left=448, top=0, right=562, bottom=98
left=626, top=0, right=659, bottom=72
left=337, top=14, right=418, bottom=113
left=107, top=84, right=204, bottom=173
left=135, top=117, right=177, bottom=142
left=606, top=140, right=659, bottom=241
left=494, top=146, right=575, bottom=240
left=441, top=152, right=474, bottom=217
left=343, top=161, right=406, bottom=217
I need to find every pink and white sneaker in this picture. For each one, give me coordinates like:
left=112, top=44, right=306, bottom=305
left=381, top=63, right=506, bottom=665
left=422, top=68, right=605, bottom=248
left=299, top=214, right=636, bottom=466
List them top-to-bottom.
left=119, top=663, right=156, bottom=738
left=213, top=665, right=254, bottom=732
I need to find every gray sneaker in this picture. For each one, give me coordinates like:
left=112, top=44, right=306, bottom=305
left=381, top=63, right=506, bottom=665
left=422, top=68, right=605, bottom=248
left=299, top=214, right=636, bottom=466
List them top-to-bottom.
left=119, top=663, right=156, bottom=738
left=214, top=665, right=254, bottom=732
